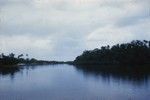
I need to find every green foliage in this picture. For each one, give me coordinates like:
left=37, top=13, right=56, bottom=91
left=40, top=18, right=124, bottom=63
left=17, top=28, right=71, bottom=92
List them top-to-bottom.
left=74, top=40, right=150, bottom=65
left=0, top=53, right=37, bottom=65
left=0, top=53, right=19, bottom=65
left=0, top=53, right=60, bottom=66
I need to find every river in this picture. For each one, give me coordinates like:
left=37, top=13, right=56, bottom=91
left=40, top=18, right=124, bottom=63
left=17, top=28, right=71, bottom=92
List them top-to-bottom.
left=0, top=64, right=150, bottom=100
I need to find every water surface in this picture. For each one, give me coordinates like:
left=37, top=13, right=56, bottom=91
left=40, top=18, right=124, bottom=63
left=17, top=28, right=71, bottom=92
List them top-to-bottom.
left=0, top=64, right=150, bottom=100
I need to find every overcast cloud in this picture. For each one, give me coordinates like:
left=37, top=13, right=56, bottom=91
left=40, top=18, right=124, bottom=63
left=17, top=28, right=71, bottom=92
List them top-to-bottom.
left=0, top=0, right=150, bottom=61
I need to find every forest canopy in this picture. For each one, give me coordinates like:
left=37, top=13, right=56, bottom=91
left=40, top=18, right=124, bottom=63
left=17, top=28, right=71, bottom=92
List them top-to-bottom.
left=74, top=40, right=150, bottom=65
left=0, top=53, right=35, bottom=65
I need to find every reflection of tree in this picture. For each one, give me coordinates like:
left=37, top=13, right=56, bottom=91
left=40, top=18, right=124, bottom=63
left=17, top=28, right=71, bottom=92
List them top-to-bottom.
left=74, top=65, right=150, bottom=86
left=0, top=66, right=21, bottom=78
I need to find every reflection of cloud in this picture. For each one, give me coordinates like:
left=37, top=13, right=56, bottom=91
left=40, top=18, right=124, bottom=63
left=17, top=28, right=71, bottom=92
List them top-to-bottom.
left=0, top=0, right=149, bottom=60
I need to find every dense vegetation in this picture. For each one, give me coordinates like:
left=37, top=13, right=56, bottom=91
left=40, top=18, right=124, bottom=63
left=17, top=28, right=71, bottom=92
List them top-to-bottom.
left=74, top=40, right=150, bottom=65
left=0, top=53, right=49, bottom=66
left=0, top=53, right=69, bottom=66
left=0, top=53, right=23, bottom=65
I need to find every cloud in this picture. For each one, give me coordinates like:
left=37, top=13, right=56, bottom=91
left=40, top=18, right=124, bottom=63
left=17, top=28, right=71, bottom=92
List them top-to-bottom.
left=0, top=0, right=149, bottom=60
left=86, top=25, right=133, bottom=49
left=0, top=35, right=53, bottom=59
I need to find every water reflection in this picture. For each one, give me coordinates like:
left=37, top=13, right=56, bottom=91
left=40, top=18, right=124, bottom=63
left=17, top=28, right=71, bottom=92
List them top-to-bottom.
left=0, top=64, right=149, bottom=100
left=0, top=64, right=64, bottom=78
left=0, top=65, right=150, bottom=86
left=74, top=65, right=150, bottom=86
left=0, top=66, right=21, bottom=77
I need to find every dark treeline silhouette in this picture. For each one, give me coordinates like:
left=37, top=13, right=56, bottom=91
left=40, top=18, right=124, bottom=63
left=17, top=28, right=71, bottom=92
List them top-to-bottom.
left=74, top=40, right=150, bottom=65
left=0, top=53, right=70, bottom=67
left=0, top=53, right=54, bottom=66
left=0, top=53, right=21, bottom=65
left=0, top=53, right=42, bottom=66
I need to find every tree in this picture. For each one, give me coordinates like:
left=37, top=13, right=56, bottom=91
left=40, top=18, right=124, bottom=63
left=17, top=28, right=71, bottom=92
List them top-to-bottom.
left=74, top=40, right=150, bottom=65
left=18, top=54, right=23, bottom=59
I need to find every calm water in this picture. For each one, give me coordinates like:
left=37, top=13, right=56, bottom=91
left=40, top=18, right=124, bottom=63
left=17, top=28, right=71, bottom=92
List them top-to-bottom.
left=0, top=64, right=150, bottom=100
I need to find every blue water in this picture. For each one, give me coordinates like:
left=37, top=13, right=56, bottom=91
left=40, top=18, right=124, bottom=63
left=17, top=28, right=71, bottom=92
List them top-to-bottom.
left=0, top=64, right=150, bottom=100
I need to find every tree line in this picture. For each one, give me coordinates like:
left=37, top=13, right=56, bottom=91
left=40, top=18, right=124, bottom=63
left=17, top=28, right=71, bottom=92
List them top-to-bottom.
left=74, top=40, right=150, bottom=65
left=0, top=53, right=37, bottom=65
left=0, top=53, right=68, bottom=66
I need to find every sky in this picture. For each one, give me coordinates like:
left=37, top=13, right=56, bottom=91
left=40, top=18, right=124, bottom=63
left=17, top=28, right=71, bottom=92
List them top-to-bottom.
left=0, top=0, right=150, bottom=61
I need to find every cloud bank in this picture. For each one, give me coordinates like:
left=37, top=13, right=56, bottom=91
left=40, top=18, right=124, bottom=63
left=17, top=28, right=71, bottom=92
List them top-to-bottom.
left=0, top=0, right=150, bottom=60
